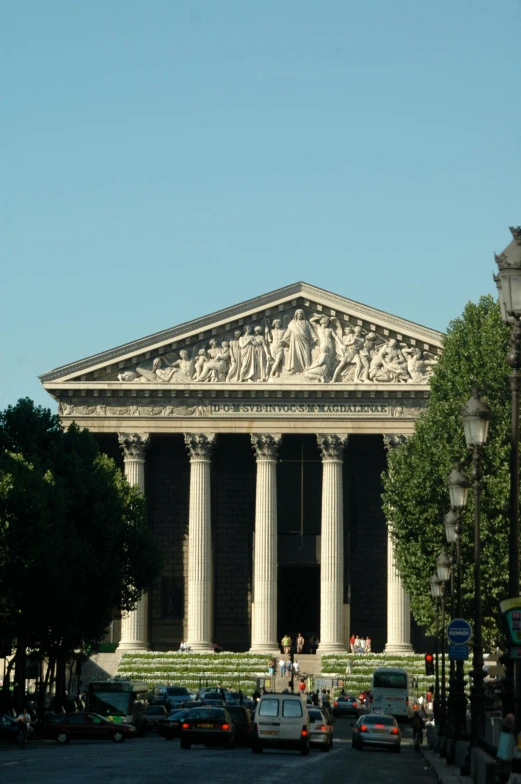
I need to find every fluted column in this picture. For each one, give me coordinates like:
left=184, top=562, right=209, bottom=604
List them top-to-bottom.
left=117, top=432, right=150, bottom=651
left=185, top=433, right=215, bottom=652
left=250, top=434, right=281, bottom=652
left=317, top=434, right=348, bottom=653
left=383, top=434, right=413, bottom=653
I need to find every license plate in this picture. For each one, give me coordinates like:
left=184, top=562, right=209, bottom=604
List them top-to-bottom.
left=197, top=723, right=214, bottom=728
left=373, top=728, right=386, bottom=734
left=261, top=730, right=277, bottom=736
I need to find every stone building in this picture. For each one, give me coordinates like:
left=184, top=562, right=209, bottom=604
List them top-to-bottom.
left=40, top=282, right=442, bottom=654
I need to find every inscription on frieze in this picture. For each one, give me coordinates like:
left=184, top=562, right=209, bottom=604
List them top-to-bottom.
left=58, top=397, right=426, bottom=419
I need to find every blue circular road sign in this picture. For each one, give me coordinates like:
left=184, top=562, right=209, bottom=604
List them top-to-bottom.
left=447, top=618, right=473, bottom=645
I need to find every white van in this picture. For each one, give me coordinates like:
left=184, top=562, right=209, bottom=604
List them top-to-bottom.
left=252, top=693, right=310, bottom=755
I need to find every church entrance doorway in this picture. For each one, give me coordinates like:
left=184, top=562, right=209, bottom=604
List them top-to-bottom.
left=277, top=565, right=320, bottom=651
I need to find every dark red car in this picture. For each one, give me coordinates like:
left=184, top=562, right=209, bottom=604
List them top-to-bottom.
left=44, top=712, right=137, bottom=744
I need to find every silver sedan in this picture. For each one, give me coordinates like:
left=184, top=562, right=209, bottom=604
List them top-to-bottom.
left=352, top=713, right=401, bottom=753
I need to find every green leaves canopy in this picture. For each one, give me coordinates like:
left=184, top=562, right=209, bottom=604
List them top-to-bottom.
left=382, top=296, right=511, bottom=647
left=0, top=398, right=162, bottom=657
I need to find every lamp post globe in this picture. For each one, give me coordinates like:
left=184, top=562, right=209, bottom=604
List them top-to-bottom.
left=494, top=227, right=521, bottom=324
left=462, top=385, right=491, bottom=449
left=447, top=464, right=469, bottom=510
left=444, top=509, right=457, bottom=545
left=436, top=549, right=452, bottom=583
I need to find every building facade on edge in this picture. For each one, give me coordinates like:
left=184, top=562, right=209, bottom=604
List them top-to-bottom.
left=39, top=283, right=443, bottom=654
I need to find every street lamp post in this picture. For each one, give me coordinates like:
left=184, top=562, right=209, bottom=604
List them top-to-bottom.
left=494, top=226, right=521, bottom=738
left=462, top=384, right=490, bottom=746
left=447, top=465, right=470, bottom=740
left=436, top=549, right=451, bottom=756
left=431, top=574, right=443, bottom=736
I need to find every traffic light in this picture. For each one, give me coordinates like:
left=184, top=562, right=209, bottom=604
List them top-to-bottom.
left=424, top=653, right=434, bottom=676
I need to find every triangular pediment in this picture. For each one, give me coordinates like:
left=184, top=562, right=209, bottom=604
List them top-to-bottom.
left=40, top=282, right=443, bottom=390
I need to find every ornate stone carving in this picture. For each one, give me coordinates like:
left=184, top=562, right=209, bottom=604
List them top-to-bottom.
left=112, top=304, right=438, bottom=388
left=118, top=432, right=150, bottom=461
left=184, top=433, right=215, bottom=461
left=251, top=434, right=282, bottom=461
left=316, top=434, right=348, bottom=461
left=383, top=434, right=408, bottom=451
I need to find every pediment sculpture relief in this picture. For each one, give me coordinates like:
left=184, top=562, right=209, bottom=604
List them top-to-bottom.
left=117, top=309, right=437, bottom=386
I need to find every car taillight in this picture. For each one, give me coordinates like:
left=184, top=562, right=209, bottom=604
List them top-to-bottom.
left=406, top=697, right=409, bottom=705
left=334, top=701, right=338, bottom=707
left=353, top=702, right=357, bottom=708
left=181, top=723, right=189, bottom=729
left=222, top=723, right=229, bottom=730
left=375, top=724, right=385, bottom=728
left=317, top=725, right=327, bottom=731
left=360, top=725, right=368, bottom=732
left=301, top=727, right=308, bottom=737
left=391, top=727, right=399, bottom=735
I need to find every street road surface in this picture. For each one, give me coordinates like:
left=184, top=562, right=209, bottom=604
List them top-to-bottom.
left=0, top=720, right=437, bottom=784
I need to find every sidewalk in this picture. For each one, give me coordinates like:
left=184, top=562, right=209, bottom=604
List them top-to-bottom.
left=421, top=748, right=473, bottom=784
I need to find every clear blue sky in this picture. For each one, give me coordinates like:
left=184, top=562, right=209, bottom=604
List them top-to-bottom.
left=2, top=0, right=520, bottom=410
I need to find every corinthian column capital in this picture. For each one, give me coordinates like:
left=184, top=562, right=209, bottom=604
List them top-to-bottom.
left=118, top=432, right=150, bottom=461
left=184, top=433, right=215, bottom=461
left=383, top=433, right=408, bottom=451
left=251, top=434, right=282, bottom=462
left=316, top=434, right=348, bottom=462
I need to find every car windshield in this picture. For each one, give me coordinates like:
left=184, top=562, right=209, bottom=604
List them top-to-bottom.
left=373, top=672, right=407, bottom=689
left=166, top=687, right=189, bottom=696
left=226, top=706, right=247, bottom=717
left=147, top=707, right=165, bottom=715
left=168, top=709, right=190, bottom=718
left=309, top=710, right=324, bottom=720
left=364, top=715, right=395, bottom=726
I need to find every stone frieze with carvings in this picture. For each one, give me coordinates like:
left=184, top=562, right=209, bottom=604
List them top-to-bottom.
left=111, top=308, right=437, bottom=387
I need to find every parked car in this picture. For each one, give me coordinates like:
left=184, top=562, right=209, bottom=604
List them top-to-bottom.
left=252, top=693, right=309, bottom=755
left=333, top=695, right=360, bottom=717
left=143, top=705, right=167, bottom=730
left=226, top=705, right=252, bottom=745
left=180, top=707, right=235, bottom=749
left=156, top=708, right=192, bottom=740
left=308, top=708, right=333, bottom=751
left=44, top=712, right=137, bottom=744
left=352, top=713, right=401, bottom=753
left=0, top=714, right=20, bottom=743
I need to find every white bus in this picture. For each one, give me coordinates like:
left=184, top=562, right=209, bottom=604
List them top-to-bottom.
left=370, top=667, right=415, bottom=719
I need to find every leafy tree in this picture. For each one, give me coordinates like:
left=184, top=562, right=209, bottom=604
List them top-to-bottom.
left=382, top=296, right=512, bottom=648
left=0, top=399, right=162, bottom=706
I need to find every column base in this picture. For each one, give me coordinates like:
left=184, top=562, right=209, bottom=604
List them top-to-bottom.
left=117, top=641, right=149, bottom=652
left=187, top=641, right=214, bottom=652
left=317, top=642, right=346, bottom=654
left=250, top=643, right=279, bottom=653
left=384, top=643, right=414, bottom=653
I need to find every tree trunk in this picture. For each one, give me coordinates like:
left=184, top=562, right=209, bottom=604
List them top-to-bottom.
left=13, top=640, right=26, bottom=712
left=55, top=649, right=67, bottom=708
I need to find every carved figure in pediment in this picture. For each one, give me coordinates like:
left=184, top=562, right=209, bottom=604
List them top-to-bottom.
left=283, top=309, right=314, bottom=375
left=309, top=314, right=343, bottom=376
left=267, top=318, right=287, bottom=379
left=239, top=325, right=272, bottom=382
left=332, top=325, right=365, bottom=383
left=226, top=330, right=242, bottom=382
left=356, top=332, right=379, bottom=382
left=380, top=339, right=410, bottom=382
left=198, top=341, right=231, bottom=382
left=402, top=346, right=436, bottom=383
left=193, top=349, right=208, bottom=381
left=169, top=350, right=195, bottom=383
left=118, top=370, right=140, bottom=382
